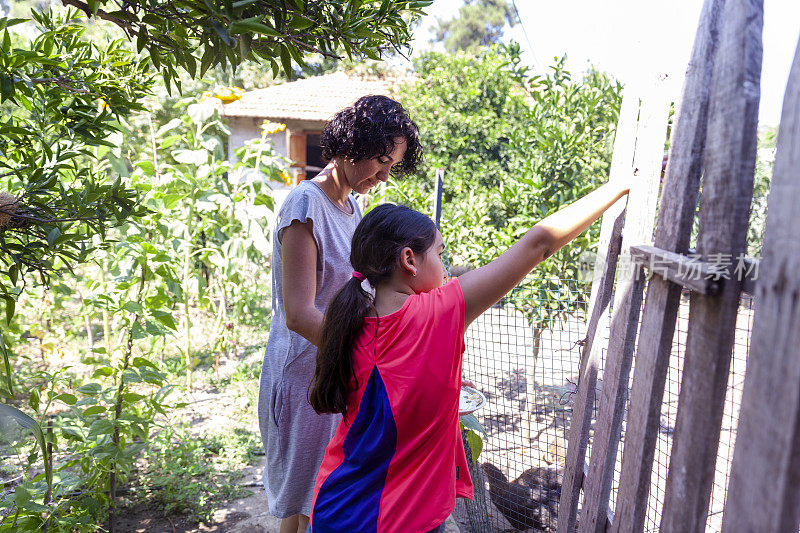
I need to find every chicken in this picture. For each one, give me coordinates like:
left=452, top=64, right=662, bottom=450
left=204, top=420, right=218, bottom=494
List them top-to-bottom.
left=483, top=462, right=561, bottom=531
left=516, top=465, right=562, bottom=515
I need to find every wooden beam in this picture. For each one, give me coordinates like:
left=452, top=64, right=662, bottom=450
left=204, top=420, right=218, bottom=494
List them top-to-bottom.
left=660, top=0, right=763, bottom=530
left=721, top=33, right=800, bottom=533
left=579, top=77, right=671, bottom=533
left=557, top=87, right=638, bottom=533
left=629, top=245, right=723, bottom=294
left=630, top=245, right=759, bottom=296
left=579, top=460, right=614, bottom=531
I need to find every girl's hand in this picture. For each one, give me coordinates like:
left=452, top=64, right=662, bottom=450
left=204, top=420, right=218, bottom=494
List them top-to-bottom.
left=459, top=379, right=477, bottom=416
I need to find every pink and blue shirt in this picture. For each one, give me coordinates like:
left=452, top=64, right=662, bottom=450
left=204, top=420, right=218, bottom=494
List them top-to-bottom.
left=310, top=279, right=474, bottom=532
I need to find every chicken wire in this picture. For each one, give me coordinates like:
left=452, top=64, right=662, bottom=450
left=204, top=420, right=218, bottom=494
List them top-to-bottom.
left=457, top=277, right=753, bottom=533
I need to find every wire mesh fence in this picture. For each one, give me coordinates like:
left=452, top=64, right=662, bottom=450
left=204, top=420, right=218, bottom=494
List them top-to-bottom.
left=455, top=277, right=753, bottom=532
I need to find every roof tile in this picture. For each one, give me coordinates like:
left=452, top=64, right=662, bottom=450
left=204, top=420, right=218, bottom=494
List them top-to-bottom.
left=220, top=71, right=401, bottom=120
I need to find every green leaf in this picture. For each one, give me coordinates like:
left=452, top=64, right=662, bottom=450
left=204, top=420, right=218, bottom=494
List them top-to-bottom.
left=288, top=14, right=314, bottom=31
left=229, top=17, right=282, bottom=37
left=212, top=20, right=236, bottom=47
left=136, top=30, right=148, bottom=53
left=200, top=45, right=215, bottom=77
left=279, top=45, right=292, bottom=78
left=149, top=46, right=161, bottom=69
left=0, top=73, right=14, bottom=103
left=136, top=160, right=156, bottom=177
left=47, top=227, right=61, bottom=248
left=3, top=294, right=15, bottom=325
left=122, top=301, right=143, bottom=314
left=152, top=311, right=177, bottom=331
left=0, top=330, right=12, bottom=396
left=132, top=356, right=157, bottom=369
left=92, top=366, right=113, bottom=378
left=77, top=383, right=102, bottom=395
left=29, top=388, right=40, bottom=413
left=122, top=392, right=146, bottom=403
left=55, top=393, right=77, bottom=405
left=0, top=403, right=51, bottom=490
left=82, top=405, right=106, bottom=416
left=459, top=413, right=486, bottom=437
left=88, top=419, right=114, bottom=438
left=466, top=428, right=483, bottom=460
left=14, top=485, right=48, bottom=513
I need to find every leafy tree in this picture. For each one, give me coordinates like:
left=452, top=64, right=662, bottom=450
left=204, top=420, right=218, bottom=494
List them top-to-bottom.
left=0, top=0, right=431, bottom=370
left=55, top=0, right=431, bottom=86
left=433, top=0, right=515, bottom=53
left=0, top=2, right=432, bottom=529
left=392, top=44, right=621, bottom=427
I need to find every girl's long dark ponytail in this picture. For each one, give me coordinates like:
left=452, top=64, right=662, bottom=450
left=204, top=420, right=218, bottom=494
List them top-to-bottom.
left=309, top=204, right=437, bottom=419
left=309, top=276, right=373, bottom=418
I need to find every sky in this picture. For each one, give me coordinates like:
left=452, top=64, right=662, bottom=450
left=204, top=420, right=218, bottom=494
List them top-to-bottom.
left=406, top=0, right=800, bottom=127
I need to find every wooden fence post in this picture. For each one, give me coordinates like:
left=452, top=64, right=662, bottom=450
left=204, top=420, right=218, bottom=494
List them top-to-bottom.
left=659, top=0, right=763, bottom=530
left=612, top=1, right=724, bottom=531
left=721, top=34, right=800, bottom=533
left=578, top=76, right=671, bottom=533
left=557, top=88, right=639, bottom=533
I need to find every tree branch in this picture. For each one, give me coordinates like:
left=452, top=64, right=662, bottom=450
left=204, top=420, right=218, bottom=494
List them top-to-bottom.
left=60, top=0, right=138, bottom=36
left=28, top=77, right=91, bottom=94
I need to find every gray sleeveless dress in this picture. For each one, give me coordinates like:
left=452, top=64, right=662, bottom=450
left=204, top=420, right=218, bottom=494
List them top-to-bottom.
left=257, top=180, right=362, bottom=518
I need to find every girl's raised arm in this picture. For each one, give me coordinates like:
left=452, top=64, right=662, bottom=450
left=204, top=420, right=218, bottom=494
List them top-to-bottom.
left=458, top=181, right=630, bottom=326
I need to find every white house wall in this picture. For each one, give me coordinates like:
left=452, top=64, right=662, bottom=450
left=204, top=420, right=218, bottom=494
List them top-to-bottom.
left=227, top=116, right=289, bottom=163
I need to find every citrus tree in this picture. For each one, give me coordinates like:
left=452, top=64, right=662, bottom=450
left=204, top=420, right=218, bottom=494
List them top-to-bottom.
left=392, top=44, right=621, bottom=425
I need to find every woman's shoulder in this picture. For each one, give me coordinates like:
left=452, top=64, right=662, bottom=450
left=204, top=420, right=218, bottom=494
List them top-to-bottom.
left=281, top=180, right=320, bottom=206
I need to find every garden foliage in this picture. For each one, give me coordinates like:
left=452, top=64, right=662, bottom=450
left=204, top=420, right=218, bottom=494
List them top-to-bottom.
left=1, top=1, right=430, bottom=529
left=393, top=44, right=622, bottom=333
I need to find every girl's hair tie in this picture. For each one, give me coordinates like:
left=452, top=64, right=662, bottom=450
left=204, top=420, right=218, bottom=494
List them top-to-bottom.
left=352, top=271, right=366, bottom=281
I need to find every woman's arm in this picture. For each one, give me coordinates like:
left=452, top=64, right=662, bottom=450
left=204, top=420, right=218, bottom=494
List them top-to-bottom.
left=459, top=181, right=630, bottom=325
left=281, top=220, right=324, bottom=346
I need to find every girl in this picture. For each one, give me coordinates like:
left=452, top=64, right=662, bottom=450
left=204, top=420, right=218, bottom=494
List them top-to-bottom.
left=308, top=180, right=630, bottom=532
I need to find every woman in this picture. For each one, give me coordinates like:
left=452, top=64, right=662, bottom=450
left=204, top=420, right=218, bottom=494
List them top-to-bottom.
left=257, top=95, right=422, bottom=533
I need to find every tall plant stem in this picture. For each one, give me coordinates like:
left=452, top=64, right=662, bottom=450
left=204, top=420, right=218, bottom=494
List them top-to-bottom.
left=183, top=203, right=195, bottom=390
left=108, top=264, right=146, bottom=533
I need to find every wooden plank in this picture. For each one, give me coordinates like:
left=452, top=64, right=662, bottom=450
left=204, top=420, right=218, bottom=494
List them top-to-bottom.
left=659, top=0, right=763, bottom=530
left=613, top=3, right=724, bottom=526
left=721, top=34, right=800, bottom=533
left=579, top=78, right=672, bottom=533
left=557, top=88, right=639, bottom=533
left=557, top=208, right=624, bottom=533
left=630, top=245, right=723, bottom=295
left=630, top=245, right=758, bottom=295
left=579, top=460, right=614, bottom=530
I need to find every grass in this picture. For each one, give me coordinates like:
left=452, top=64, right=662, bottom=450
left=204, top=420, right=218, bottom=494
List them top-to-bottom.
left=132, top=426, right=262, bottom=524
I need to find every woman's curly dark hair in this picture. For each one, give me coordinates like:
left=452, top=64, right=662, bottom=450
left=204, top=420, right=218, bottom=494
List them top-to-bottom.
left=321, top=95, right=422, bottom=177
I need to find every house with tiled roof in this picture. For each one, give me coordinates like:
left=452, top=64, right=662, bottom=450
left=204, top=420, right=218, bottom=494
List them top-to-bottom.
left=221, top=71, right=402, bottom=183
